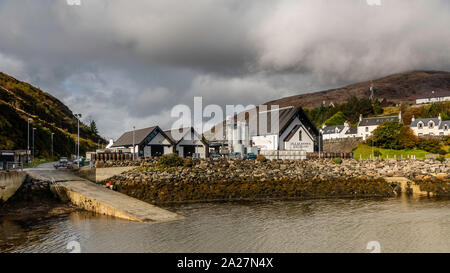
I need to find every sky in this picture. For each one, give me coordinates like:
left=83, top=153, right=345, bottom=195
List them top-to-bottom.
left=0, top=0, right=449, bottom=139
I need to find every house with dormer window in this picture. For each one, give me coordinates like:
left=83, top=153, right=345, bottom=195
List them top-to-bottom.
left=410, top=114, right=450, bottom=136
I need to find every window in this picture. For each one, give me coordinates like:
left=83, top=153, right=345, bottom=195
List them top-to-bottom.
left=429, top=121, right=434, bottom=129
left=418, top=122, right=423, bottom=129
left=445, top=125, right=449, bottom=130
left=365, top=127, right=369, bottom=132
left=298, top=130, right=302, bottom=141
left=418, top=133, right=423, bottom=137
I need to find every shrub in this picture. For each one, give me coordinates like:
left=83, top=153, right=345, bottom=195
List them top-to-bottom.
left=369, top=121, right=403, bottom=149
left=398, top=126, right=418, bottom=149
left=444, top=136, right=450, bottom=146
left=418, top=138, right=444, bottom=154
left=373, top=150, right=382, bottom=157
left=158, top=153, right=184, bottom=168
left=256, top=154, right=267, bottom=162
left=437, top=156, right=445, bottom=163
left=183, top=158, right=193, bottom=167
left=333, top=158, right=342, bottom=164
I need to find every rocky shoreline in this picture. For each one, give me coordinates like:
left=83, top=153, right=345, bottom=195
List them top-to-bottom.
left=103, top=158, right=449, bottom=204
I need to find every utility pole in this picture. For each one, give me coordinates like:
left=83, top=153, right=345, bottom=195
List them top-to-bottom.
left=74, top=114, right=82, bottom=165
left=27, top=118, right=32, bottom=163
left=132, top=126, right=136, bottom=161
left=32, top=128, right=36, bottom=162
left=51, top=133, right=54, bottom=159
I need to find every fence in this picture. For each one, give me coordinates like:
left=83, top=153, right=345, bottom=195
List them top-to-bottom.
left=260, top=150, right=307, bottom=160
left=91, top=152, right=134, bottom=162
left=307, top=152, right=354, bottom=159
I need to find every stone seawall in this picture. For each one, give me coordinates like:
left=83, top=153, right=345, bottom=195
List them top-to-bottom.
left=104, top=158, right=449, bottom=204
left=0, top=171, right=27, bottom=204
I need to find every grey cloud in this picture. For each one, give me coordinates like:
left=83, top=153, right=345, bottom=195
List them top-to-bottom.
left=0, top=0, right=449, bottom=138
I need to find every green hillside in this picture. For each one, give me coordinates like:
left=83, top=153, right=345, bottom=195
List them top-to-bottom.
left=0, top=72, right=104, bottom=158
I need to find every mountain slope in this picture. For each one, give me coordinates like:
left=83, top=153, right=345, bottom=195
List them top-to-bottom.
left=265, top=71, right=450, bottom=109
left=0, top=72, right=103, bottom=158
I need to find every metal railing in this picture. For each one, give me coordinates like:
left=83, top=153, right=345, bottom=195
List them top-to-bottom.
left=3, top=162, right=24, bottom=171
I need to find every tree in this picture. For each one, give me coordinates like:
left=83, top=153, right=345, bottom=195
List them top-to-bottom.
left=373, top=99, right=384, bottom=115
left=324, top=111, right=346, bottom=126
left=89, top=120, right=98, bottom=134
left=369, top=121, right=403, bottom=149
left=398, top=126, right=418, bottom=149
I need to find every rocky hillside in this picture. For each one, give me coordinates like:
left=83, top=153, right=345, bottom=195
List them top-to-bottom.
left=265, top=71, right=450, bottom=109
left=0, top=72, right=104, bottom=158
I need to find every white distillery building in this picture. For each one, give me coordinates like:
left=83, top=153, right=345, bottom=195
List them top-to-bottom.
left=416, top=90, right=450, bottom=105
left=205, top=106, right=321, bottom=158
left=357, top=112, right=402, bottom=141
left=410, top=115, right=450, bottom=137
left=321, top=121, right=358, bottom=140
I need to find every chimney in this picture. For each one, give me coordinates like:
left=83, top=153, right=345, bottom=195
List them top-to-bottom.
left=398, top=111, right=402, bottom=122
left=438, top=113, right=442, bottom=121
left=359, top=114, right=363, bottom=122
left=411, top=115, right=415, bottom=122
left=344, top=120, right=350, bottom=128
left=322, top=124, right=326, bottom=129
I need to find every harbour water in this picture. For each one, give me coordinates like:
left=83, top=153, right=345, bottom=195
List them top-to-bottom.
left=1, top=196, right=449, bottom=253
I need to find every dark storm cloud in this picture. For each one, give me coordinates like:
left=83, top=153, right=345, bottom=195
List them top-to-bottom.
left=0, top=0, right=449, bottom=138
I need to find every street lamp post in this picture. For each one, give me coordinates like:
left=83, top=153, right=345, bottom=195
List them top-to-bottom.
left=74, top=114, right=82, bottom=165
left=27, top=118, right=32, bottom=163
left=132, top=126, right=136, bottom=161
left=32, top=128, right=36, bottom=162
left=319, top=129, right=323, bottom=159
left=51, top=133, right=54, bottom=159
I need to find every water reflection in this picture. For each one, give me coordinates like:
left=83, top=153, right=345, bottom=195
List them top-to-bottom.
left=1, top=197, right=449, bottom=253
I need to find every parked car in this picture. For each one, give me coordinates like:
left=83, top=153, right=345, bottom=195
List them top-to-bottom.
left=229, top=152, right=242, bottom=159
left=244, top=153, right=257, bottom=160
left=210, top=154, right=222, bottom=159
left=54, top=157, right=69, bottom=169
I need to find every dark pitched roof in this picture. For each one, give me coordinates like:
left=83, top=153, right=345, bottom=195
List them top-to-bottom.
left=417, top=90, right=450, bottom=99
left=205, top=106, right=319, bottom=141
left=252, top=106, right=319, bottom=137
left=359, top=116, right=400, bottom=127
left=411, top=118, right=441, bottom=127
left=439, top=120, right=450, bottom=129
left=283, top=125, right=301, bottom=142
left=322, top=125, right=345, bottom=135
left=112, top=126, right=157, bottom=147
left=164, top=127, right=203, bottom=144
left=345, top=127, right=358, bottom=135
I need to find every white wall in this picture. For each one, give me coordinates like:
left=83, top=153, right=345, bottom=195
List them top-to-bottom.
left=280, top=117, right=315, bottom=153
left=357, top=125, right=378, bottom=140
left=252, top=135, right=278, bottom=151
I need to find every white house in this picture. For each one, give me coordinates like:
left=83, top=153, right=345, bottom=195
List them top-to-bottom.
left=416, top=90, right=450, bottom=105
left=357, top=112, right=402, bottom=140
left=410, top=114, right=450, bottom=136
left=321, top=121, right=358, bottom=140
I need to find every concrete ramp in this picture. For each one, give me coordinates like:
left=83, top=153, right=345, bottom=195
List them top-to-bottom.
left=26, top=169, right=184, bottom=223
